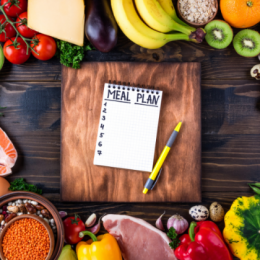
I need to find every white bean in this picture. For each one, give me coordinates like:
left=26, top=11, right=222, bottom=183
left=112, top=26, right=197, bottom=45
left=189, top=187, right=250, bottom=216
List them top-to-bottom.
left=23, top=200, right=28, bottom=203
left=31, top=201, right=38, bottom=205
left=8, top=202, right=12, bottom=206
left=12, top=203, right=16, bottom=206
left=0, top=209, right=2, bottom=213
left=37, top=211, right=41, bottom=215
left=17, top=212, right=23, bottom=216
left=39, top=214, right=43, bottom=218
left=49, top=219, right=55, bottom=224
left=1, top=221, right=5, bottom=226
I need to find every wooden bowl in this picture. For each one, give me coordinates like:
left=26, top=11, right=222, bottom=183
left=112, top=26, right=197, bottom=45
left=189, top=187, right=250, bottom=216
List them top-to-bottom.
left=177, top=0, right=218, bottom=27
left=0, top=192, right=64, bottom=260
left=0, top=215, right=55, bottom=260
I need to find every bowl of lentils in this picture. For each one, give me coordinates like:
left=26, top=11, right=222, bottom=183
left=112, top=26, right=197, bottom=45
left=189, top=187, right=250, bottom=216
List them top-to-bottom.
left=0, top=191, right=64, bottom=260
left=0, top=215, right=55, bottom=260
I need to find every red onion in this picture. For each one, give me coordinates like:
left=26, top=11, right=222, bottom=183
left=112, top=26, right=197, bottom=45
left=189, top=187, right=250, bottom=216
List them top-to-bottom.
left=59, top=211, right=67, bottom=218
left=167, top=214, right=188, bottom=234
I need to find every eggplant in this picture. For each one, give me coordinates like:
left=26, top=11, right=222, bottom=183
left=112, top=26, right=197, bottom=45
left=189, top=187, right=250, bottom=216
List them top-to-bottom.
left=85, top=0, right=118, bottom=52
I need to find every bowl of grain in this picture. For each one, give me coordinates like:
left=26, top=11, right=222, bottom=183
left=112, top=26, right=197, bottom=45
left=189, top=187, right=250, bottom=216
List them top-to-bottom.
left=177, top=0, right=218, bottom=27
left=0, top=191, right=64, bottom=260
left=0, top=215, right=55, bottom=260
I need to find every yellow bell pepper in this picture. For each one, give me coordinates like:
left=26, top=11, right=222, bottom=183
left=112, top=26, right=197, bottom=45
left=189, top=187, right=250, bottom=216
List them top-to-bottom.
left=76, top=231, right=122, bottom=260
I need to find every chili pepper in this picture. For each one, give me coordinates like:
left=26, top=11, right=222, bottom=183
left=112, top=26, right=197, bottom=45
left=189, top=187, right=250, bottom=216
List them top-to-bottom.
left=63, top=214, right=86, bottom=244
left=175, top=221, right=232, bottom=260
left=76, top=231, right=122, bottom=260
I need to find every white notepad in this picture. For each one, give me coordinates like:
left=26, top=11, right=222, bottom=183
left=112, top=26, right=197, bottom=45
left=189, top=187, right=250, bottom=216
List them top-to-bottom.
left=94, top=83, right=163, bottom=172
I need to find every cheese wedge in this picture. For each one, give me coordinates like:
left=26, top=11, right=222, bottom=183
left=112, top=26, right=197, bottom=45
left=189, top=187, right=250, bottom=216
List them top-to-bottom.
left=28, top=0, right=85, bottom=46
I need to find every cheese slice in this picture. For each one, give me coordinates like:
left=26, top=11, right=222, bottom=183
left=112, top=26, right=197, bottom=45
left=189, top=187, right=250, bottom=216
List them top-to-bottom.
left=28, top=0, right=85, bottom=46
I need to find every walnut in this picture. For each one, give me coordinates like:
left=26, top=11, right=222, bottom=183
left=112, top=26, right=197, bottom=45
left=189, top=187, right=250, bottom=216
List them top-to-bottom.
left=18, top=204, right=27, bottom=213
left=7, top=206, right=19, bottom=213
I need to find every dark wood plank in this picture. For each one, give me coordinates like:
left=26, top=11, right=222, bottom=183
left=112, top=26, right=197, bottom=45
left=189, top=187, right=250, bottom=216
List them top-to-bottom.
left=0, top=31, right=260, bottom=82
left=61, top=62, right=201, bottom=202
left=1, top=80, right=259, bottom=195
left=43, top=191, right=253, bottom=225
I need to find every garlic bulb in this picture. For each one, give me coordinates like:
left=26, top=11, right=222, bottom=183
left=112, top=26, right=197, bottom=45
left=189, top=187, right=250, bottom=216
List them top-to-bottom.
left=167, top=214, right=188, bottom=234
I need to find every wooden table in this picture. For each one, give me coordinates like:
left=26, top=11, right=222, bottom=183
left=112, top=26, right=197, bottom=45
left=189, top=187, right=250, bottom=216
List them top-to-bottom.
left=0, top=12, right=259, bottom=259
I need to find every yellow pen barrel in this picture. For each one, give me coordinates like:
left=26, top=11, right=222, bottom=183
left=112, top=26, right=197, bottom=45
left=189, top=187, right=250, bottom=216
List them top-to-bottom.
left=150, top=146, right=171, bottom=180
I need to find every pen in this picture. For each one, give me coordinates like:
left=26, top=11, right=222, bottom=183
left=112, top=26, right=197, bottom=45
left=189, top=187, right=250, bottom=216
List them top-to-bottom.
left=143, top=122, right=182, bottom=194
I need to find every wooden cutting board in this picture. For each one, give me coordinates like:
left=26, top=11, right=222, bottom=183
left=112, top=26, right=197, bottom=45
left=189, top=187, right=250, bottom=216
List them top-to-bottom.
left=61, top=62, right=201, bottom=202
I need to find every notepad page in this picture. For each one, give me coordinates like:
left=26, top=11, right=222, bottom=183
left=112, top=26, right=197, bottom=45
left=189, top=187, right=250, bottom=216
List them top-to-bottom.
left=94, top=83, right=163, bottom=172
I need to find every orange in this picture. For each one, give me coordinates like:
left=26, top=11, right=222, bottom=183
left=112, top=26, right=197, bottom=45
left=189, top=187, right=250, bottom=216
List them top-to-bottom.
left=220, top=0, right=260, bottom=28
left=0, top=128, right=17, bottom=176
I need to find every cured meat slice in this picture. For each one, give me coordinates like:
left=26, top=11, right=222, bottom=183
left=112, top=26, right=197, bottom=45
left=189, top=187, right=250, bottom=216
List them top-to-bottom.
left=103, top=214, right=177, bottom=260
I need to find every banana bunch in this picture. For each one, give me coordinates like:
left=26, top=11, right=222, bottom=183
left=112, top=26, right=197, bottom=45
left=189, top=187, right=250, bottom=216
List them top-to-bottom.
left=111, top=0, right=206, bottom=49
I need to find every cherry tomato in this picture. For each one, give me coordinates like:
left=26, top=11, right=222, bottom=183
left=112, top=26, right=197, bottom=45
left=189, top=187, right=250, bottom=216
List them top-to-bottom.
left=1, top=0, right=27, bottom=18
left=16, top=12, right=37, bottom=38
left=0, top=15, right=16, bottom=42
left=30, top=34, right=57, bottom=61
left=4, top=37, right=31, bottom=64
left=63, top=215, right=85, bottom=244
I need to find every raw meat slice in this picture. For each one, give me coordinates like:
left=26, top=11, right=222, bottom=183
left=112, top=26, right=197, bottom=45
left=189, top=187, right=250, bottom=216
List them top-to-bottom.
left=0, top=128, right=17, bottom=177
left=103, top=214, right=177, bottom=260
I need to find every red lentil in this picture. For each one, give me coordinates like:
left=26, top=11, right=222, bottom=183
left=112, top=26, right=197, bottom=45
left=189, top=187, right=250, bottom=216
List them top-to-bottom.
left=2, top=218, right=50, bottom=260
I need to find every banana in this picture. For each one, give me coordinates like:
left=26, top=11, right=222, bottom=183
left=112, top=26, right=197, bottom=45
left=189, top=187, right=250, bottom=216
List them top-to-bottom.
left=111, top=0, right=195, bottom=49
left=134, top=0, right=195, bottom=34
left=157, top=0, right=194, bottom=30
left=157, top=0, right=176, bottom=17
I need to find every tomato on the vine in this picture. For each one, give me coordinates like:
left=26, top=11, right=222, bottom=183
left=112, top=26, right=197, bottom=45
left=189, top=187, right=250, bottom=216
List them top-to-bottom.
left=1, top=0, right=27, bottom=18
left=16, top=12, right=37, bottom=38
left=0, top=15, right=16, bottom=42
left=30, top=34, right=57, bottom=61
left=4, top=37, right=31, bottom=64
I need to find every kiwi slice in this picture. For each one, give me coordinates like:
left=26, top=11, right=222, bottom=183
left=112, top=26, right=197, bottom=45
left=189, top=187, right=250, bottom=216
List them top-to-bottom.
left=205, top=20, right=233, bottom=49
left=233, top=29, right=260, bottom=57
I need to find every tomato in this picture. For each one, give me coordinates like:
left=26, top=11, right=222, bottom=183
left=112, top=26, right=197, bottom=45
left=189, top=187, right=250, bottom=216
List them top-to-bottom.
left=1, top=0, right=27, bottom=18
left=16, top=12, right=37, bottom=38
left=0, top=15, right=16, bottom=42
left=30, top=34, right=57, bottom=61
left=4, top=37, right=31, bottom=64
left=63, top=215, right=85, bottom=244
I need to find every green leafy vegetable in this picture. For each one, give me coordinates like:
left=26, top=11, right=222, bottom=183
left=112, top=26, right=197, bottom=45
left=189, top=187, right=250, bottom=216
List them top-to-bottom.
left=56, top=40, right=93, bottom=69
left=9, top=178, right=42, bottom=195
left=248, top=183, right=260, bottom=195
left=167, top=227, right=180, bottom=249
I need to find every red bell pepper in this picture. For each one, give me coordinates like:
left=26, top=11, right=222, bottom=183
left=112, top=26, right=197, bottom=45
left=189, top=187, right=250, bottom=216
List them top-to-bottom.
left=175, top=221, right=232, bottom=260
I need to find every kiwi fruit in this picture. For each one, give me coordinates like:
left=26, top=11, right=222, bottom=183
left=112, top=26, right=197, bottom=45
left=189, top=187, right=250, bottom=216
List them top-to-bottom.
left=205, top=20, right=233, bottom=49
left=233, top=29, right=260, bottom=57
